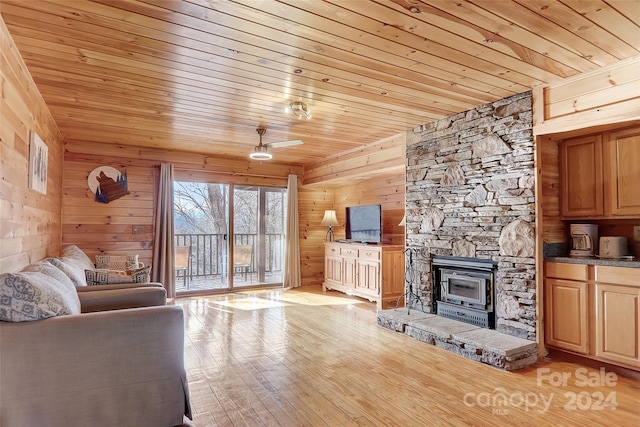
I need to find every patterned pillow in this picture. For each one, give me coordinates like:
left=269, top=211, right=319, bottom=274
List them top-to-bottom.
left=46, top=245, right=96, bottom=287
left=61, top=245, right=95, bottom=270
left=95, top=254, right=142, bottom=271
left=48, top=257, right=89, bottom=287
left=21, top=259, right=76, bottom=289
left=85, top=266, right=151, bottom=286
left=0, top=271, right=81, bottom=322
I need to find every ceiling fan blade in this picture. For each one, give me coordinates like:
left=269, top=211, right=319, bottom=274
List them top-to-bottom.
left=265, top=139, right=304, bottom=148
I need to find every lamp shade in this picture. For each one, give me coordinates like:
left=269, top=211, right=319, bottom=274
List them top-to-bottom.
left=320, top=210, right=339, bottom=226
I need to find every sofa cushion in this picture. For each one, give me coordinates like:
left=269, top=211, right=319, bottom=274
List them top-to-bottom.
left=48, top=245, right=96, bottom=287
left=62, top=245, right=95, bottom=270
left=95, top=254, right=143, bottom=271
left=48, top=257, right=89, bottom=287
left=22, top=260, right=76, bottom=290
left=85, top=266, right=151, bottom=286
left=0, top=269, right=81, bottom=322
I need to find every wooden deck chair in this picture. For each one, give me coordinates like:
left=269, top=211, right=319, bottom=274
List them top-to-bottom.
left=175, top=245, right=191, bottom=289
left=233, top=245, right=253, bottom=281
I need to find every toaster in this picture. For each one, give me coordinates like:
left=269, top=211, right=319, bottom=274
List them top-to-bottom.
left=599, top=236, right=627, bottom=258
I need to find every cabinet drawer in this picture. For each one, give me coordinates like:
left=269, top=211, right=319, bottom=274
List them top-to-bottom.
left=325, top=245, right=340, bottom=256
left=340, top=247, right=359, bottom=257
left=359, top=249, right=381, bottom=261
left=545, top=262, right=588, bottom=281
left=595, top=266, right=640, bottom=287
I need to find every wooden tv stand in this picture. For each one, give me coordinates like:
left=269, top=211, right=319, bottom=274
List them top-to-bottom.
left=322, top=242, right=405, bottom=309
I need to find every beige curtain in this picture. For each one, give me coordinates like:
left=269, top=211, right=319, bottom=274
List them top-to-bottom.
left=152, top=163, right=176, bottom=298
left=283, top=174, right=301, bottom=288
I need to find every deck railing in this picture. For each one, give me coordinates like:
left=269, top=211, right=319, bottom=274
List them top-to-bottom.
left=174, top=233, right=284, bottom=280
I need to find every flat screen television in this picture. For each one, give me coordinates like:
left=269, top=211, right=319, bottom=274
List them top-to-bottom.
left=346, top=204, right=382, bottom=243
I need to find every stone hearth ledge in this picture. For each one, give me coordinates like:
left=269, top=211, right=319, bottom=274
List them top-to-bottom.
left=377, top=309, right=538, bottom=371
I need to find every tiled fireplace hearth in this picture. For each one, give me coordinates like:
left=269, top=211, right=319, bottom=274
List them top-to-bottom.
left=378, top=92, right=538, bottom=370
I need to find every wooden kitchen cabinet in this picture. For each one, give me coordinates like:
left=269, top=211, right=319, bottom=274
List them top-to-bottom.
left=560, top=125, right=640, bottom=219
left=604, top=127, right=640, bottom=216
left=560, top=134, right=603, bottom=218
left=323, top=242, right=403, bottom=309
left=544, top=262, right=590, bottom=354
left=545, top=262, right=640, bottom=369
left=594, top=266, right=640, bottom=367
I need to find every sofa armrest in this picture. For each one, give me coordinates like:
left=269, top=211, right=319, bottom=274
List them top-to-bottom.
left=75, top=282, right=164, bottom=292
left=78, top=286, right=167, bottom=313
left=0, top=306, right=191, bottom=427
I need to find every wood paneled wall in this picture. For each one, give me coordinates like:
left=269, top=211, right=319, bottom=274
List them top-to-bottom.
left=0, top=18, right=63, bottom=273
left=533, top=57, right=640, bottom=136
left=303, top=132, right=406, bottom=185
left=304, top=132, right=407, bottom=246
left=537, top=135, right=564, bottom=244
left=333, top=173, right=406, bottom=245
left=298, top=185, right=334, bottom=286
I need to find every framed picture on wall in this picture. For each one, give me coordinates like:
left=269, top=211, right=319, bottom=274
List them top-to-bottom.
left=29, top=131, right=48, bottom=194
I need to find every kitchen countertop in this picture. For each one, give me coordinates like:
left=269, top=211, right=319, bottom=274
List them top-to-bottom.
left=545, top=256, right=640, bottom=268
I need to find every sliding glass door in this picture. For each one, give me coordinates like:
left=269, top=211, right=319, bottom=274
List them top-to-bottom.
left=173, top=180, right=286, bottom=293
left=173, top=181, right=230, bottom=293
left=233, top=186, right=287, bottom=287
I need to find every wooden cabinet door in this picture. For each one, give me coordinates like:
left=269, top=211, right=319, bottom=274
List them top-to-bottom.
left=604, top=127, right=640, bottom=216
left=560, top=135, right=603, bottom=218
left=560, top=135, right=603, bottom=217
left=381, top=250, right=404, bottom=298
left=324, top=255, right=342, bottom=286
left=342, top=256, right=357, bottom=289
left=356, top=260, right=380, bottom=296
left=545, top=278, right=589, bottom=354
left=595, top=283, right=640, bottom=367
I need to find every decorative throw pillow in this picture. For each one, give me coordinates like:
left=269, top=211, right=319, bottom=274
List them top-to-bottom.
left=47, top=245, right=96, bottom=287
left=61, top=245, right=95, bottom=270
left=95, top=254, right=143, bottom=271
left=48, top=257, right=88, bottom=287
left=21, top=260, right=81, bottom=313
left=129, top=265, right=151, bottom=283
left=85, top=266, right=151, bottom=286
left=0, top=271, right=81, bottom=322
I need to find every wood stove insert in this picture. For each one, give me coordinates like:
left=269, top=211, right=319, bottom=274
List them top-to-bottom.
left=432, top=255, right=498, bottom=329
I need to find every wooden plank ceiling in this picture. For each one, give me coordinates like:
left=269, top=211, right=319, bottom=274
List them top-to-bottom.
left=2, top=0, right=638, bottom=166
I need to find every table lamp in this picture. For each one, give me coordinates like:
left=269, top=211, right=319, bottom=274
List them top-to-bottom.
left=320, top=210, right=339, bottom=242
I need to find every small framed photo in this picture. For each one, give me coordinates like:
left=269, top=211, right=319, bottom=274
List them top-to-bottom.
left=29, top=131, right=48, bottom=194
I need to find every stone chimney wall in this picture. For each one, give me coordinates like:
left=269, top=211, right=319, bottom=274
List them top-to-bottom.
left=405, top=91, right=536, bottom=340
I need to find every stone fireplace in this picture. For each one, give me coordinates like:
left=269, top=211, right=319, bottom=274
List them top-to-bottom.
left=405, top=91, right=536, bottom=341
left=377, top=92, right=538, bottom=370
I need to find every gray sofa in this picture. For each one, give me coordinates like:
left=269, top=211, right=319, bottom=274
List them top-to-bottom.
left=0, top=246, right=191, bottom=427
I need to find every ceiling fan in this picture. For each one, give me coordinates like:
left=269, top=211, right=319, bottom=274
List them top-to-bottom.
left=249, top=127, right=303, bottom=160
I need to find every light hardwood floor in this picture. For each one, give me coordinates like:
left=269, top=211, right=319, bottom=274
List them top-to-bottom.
left=174, top=286, right=640, bottom=427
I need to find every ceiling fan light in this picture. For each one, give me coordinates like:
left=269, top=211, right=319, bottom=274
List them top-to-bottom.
left=249, top=145, right=272, bottom=160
